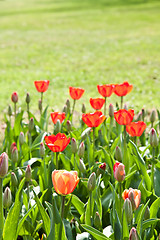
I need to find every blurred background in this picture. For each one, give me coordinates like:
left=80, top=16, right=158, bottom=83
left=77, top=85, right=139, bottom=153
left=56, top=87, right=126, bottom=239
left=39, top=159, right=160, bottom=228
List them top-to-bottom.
left=0, top=0, right=160, bottom=115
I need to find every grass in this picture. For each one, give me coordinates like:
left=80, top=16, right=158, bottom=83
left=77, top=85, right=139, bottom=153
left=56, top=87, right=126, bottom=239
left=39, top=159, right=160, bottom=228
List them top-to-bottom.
left=0, top=0, right=160, bottom=116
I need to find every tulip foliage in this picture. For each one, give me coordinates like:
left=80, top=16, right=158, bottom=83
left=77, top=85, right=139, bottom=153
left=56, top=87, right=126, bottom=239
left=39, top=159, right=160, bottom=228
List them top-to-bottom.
left=1, top=81, right=160, bottom=240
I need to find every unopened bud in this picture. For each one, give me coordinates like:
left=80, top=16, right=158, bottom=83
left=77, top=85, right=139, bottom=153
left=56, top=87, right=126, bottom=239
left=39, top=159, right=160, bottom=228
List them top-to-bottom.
left=11, top=92, right=18, bottom=103
left=26, top=92, right=30, bottom=104
left=38, top=99, right=42, bottom=112
left=66, top=99, right=70, bottom=112
left=82, top=103, right=86, bottom=113
left=109, top=103, right=114, bottom=118
left=8, top=105, right=12, bottom=116
left=62, top=105, right=68, bottom=114
left=142, top=108, right=145, bottom=121
left=150, top=109, right=156, bottom=123
left=28, top=117, right=34, bottom=132
left=54, top=119, right=61, bottom=134
left=66, top=120, right=72, bottom=132
left=81, top=127, right=91, bottom=141
left=150, top=128, right=158, bottom=148
left=19, top=132, right=24, bottom=145
left=71, top=138, right=78, bottom=154
left=10, top=142, right=16, bottom=153
left=40, top=142, right=45, bottom=157
left=78, top=142, right=85, bottom=158
left=115, top=146, right=122, bottom=162
left=11, top=147, right=18, bottom=163
left=0, top=152, right=8, bottom=178
left=79, top=159, right=86, bottom=173
left=113, top=161, right=125, bottom=182
left=99, top=162, right=106, bottom=171
left=25, top=165, right=32, bottom=182
left=11, top=172, right=18, bottom=187
left=87, top=172, right=96, bottom=192
left=3, top=187, right=12, bottom=209
left=128, top=189, right=141, bottom=210
left=123, top=198, right=132, bottom=224
left=144, top=206, right=150, bottom=220
left=94, top=212, right=101, bottom=229
left=129, top=227, right=138, bottom=240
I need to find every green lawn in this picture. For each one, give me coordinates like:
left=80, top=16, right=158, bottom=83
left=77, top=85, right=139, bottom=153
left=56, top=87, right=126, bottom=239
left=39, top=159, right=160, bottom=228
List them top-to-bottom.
left=0, top=0, right=160, bottom=115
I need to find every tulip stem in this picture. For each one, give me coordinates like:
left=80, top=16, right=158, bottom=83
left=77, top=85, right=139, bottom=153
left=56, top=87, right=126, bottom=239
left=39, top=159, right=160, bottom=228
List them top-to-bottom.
left=40, top=92, right=43, bottom=115
left=121, top=96, right=123, bottom=109
left=104, top=97, right=107, bottom=116
left=71, top=99, right=76, bottom=124
left=14, top=102, right=17, bottom=122
left=27, top=103, right=30, bottom=120
left=123, top=125, right=128, bottom=172
left=93, top=127, right=95, bottom=164
left=151, top=147, right=155, bottom=192
left=56, top=152, right=59, bottom=170
left=0, top=178, right=4, bottom=239
left=119, top=182, right=122, bottom=223
left=89, top=191, right=93, bottom=226
left=59, top=195, right=65, bottom=240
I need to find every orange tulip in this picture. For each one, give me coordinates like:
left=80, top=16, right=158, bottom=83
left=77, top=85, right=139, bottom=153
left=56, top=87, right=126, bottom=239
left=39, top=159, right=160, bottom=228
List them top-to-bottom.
left=34, top=80, right=50, bottom=93
left=114, top=81, right=133, bottom=97
left=97, top=84, right=114, bottom=97
left=69, top=87, right=85, bottom=100
left=90, top=98, right=105, bottom=110
left=114, top=109, right=134, bottom=125
left=82, top=111, right=106, bottom=128
left=51, top=112, right=66, bottom=124
left=126, top=121, right=146, bottom=137
left=45, top=133, right=70, bottom=152
left=52, top=170, right=79, bottom=195
left=122, top=188, right=141, bottom=210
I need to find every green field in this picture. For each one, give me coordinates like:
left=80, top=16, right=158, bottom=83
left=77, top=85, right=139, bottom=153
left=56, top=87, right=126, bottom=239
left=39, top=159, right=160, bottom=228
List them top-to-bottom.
left=1, top=0, right=160, bottom=115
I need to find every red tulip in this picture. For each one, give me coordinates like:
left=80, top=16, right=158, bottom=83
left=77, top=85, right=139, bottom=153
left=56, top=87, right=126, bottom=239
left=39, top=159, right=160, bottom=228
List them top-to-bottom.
left=34, top=80, right=50, bottom=93
left=114, top=82, right=133, bottom=97
left=97, top=84, right=114, bottom=97
left=69, top=87, right=85, bottom=100
left=11, top=92, right=18, bottom=103
left=90, top=98, right=105, bottom=110
left=114, top=109, right=134, bottom=125
left=82, top=111, right=106, bottom=128
left=51, top=112, right=66, bottom=124
left=126, top=121, right=146, bottom=137
left=45, top=133, right=70, bottom=152
left=113, top=161, right=125, bottom=182
left=99, top=162, right=106, bottom=171
left=52, top=170, right=79, bottom=195
left=122, top=188, right=141, bottom=210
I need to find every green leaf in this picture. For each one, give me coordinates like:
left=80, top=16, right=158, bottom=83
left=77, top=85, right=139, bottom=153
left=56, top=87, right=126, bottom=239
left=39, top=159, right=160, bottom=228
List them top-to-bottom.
left=40, top=105, right=49, bottom=130
left=13, top=111, right=24, bottom=137
left=31, top=131, right=46, bottom=150
left=23, top=157, right=42, bottom=168
left=3, top=178, right=25, bottom=240
left=33, top=190, right=50, bottom=236
left=72, top=194, right=85, bottom=215
left=150, top=197, right=160, bottom=218
left=137, top=200, right=150, bottom=235
left=45, top=202, right=55, bottom=240
left=122, top=210, right=129, bottom=239
left=142, top=218, right=159, bottom=231
left=81, top=224, right=112, bottom=240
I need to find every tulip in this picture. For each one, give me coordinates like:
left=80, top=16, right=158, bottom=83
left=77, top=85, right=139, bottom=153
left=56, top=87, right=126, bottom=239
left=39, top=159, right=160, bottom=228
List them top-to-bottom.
left=34, top=80, right=49, bottom=93
left=114, top=82, right=133, bottom=108
left=69, top=87, right=85, bottom=100
left=11, top=92, right=18, bottom=103
left=26, top=92, right=30, bottom=104
left=89, top=98, right=105, bottom=111
left=66, top=99, right=70, bottom=113
left=82, top=103, right=86, bottom=113
left=109, top=103, right=114, bottom=118
left=8, top=105, right=12, bottom=117
left=62, top=105, right=67, bottom=114
left=114, top=109, right=134, bottom=126
left=150, top=109, right=156, bottom=127
left=82, top=111, right=106, bottom=128
left=51, top=112, right=66, bottom=124
left=28, top=117, right=34, bottom=132
left=54, top=119, right=61, bottom=134
left=66, top=120, right=72, bottom=132
left=126, top=121, right=146, bottom=137
left=150, top=128, right=158, bottom=148
left=19, top=132, right=25, bottom=145
left=45, top=133, right=70, bottom=153
left=71, top=138, right=78, bottom=154
left=10, top=142, right=17, bottom=153
left=40, top=142, right=45, bottom=158
left=78, top=142, right=85, bottom=158
left=11, top=146, right=18, bottom=163
left=115, top=146, right=122, bottom=162
left=0, top=153, right=8, bottom=178
left=79, top=159, right=86, bottom=173
left=99, top=162, right=106, bottom=171
left=113, top=162, right=125, bottom=182
left=25, top=165, right=32, bottom=182
left=52, top=170, right=79, bottom=195
left=11, top=172, right=18, bottom=187
left=87, top=172, right=96, bottom=192
left=3, top=187, right=12, bottom=209
left=122, top=188, right=141, bottom=210
left=123, top=198, right=132, bottom=224
left=144, top=206, right=150, bottom=220
left=94, top=212, right=101, bottom=230
left=129, top=227, right=138, bottom=240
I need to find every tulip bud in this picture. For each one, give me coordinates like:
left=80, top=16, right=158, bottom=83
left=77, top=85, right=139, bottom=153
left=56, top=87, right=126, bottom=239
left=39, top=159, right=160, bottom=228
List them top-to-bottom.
left=11, top=92, right=18, bottom=103
left=26, top=92, right=30, bottom=104
left=38, top=99, right=42, bottom=112
left=66, top=99, right=70, bottom=112
left=82, top=103, right=86, bottom=114
left=109, top=103, right=114, bottom=118
left=8, top=105, right=12, bottom=116
left=62, top=105, right=68, bottom=114
left=142, top=108, right=145, bottom=121
left=150, top=109, right=156, bottom=124
left=136, top=111, right=142, bottom=121
left=28, top=117, right=34, bottom=132
left=54, top=119, right=61, bottom=134
left=66, top=120, right=72, bottom=131
left=81, top=127, right=91, bottom=141
left=150, top=128, right=158, bottom=148
left=19, top=132, right=24, bottom=145
left=71, top=138, right=78, bottom=154
left=10, top=142, right=16, bottom=153
left=40, top=142, right=45, bottom=158
left=78, top=142, right=85, bottom=158
left=115, top=146, right=122, bottom=162
left=11, top=147, right=18, bottom=163
left=0, top=152, right=8, bottom=178
left=79, top=159, right=86, bottom=173
left=113, top=161, right=125, bottom=182
left=99, top=162, right=106, bottom=171
left=25, top=165, right=32, bottom=182
left=11, top=172, right=18, bottom=187
left=87, top=172, right=96, bottom=192
left=3, top=187, right=12, bottom=209
left=128, top=189, right=141, bottom=210
left=128, top=190, right=136, bottom=211
left=123, top=198, right=132, bottom=224
left=144, top=206, right=150, bottom=220
left=94, top=212, right=101, bottom=229
left=129, top=227, right=138, bottom=240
